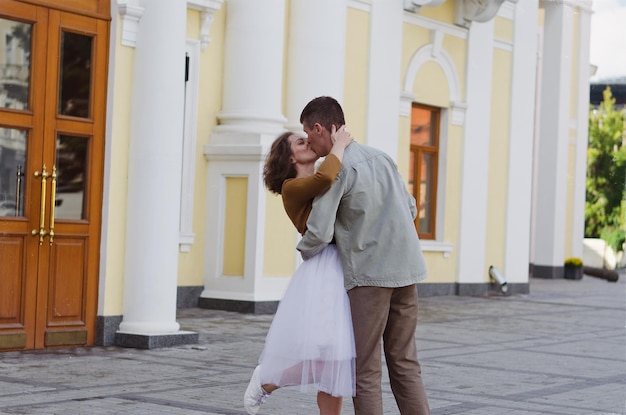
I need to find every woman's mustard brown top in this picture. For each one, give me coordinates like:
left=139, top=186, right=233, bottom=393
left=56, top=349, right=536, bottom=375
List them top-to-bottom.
left=281, top=154, right=342, bottom=235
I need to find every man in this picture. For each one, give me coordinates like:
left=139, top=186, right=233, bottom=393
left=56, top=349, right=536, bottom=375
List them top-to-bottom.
left=297, top=96, right=430, bottom=415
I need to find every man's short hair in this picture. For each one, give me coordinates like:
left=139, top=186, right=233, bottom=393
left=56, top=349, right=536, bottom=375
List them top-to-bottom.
left=300, top=96, right=346, bottom=132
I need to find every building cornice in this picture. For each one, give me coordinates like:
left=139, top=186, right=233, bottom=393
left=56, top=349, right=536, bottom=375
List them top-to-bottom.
left=117, top=0, right=224, bottom=49
left=187, top=0, right=225, bottom=50
left=539, top=0, right=593, bottom=12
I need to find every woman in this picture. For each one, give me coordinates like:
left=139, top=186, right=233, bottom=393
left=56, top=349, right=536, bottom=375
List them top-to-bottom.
left=244, top=126, right=355, bottom=415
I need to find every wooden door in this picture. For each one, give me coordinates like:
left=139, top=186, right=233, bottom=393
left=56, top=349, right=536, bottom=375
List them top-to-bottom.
left=0, top=0, right=108, bottom=350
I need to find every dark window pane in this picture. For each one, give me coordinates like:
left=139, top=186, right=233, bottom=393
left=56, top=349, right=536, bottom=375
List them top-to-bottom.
left=0, top=18, right=31, bottom=110
left=58, top=32, right=92, bottom=117
left=0, top=128, right=27, bottom=217
left=55, top=135, right=88, bottom=220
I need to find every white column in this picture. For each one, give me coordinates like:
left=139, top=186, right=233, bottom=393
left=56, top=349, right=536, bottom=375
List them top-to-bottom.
left=119, top=0, right=186, bottom=335
left=215, top=0, right=287, bottom=136
left=285, top=0, right=347, bottom=131
left=365, top=0, right=403, bottom=159
left=503, top=0, right=539, bottom=284
left=532, top=1, right=573, bottom=278
left=571, top=4, right=592, bottom=259
left=456, top=20, right=494, bottom=291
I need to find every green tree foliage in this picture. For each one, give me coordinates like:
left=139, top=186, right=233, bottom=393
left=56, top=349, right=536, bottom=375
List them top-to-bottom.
left=586, top=87, right=626, bottom=252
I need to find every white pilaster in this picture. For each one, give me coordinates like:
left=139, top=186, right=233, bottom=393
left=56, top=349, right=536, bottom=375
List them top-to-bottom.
left=119, top=0, right=186, bottom=334
left=285, top=0, right=347, bottom=131
left=365, top=0, right=403, bottom=159
left=503, top=0, right=539, bottom=283
left=202, top=1, right=288, bottom=306
left=532, top=1, right=574, bottom=276
left=571, top=5, right=591, bottom=259
left=457, top=20, right=494, bottom=285
left=202, top=140, right=290, bottom=302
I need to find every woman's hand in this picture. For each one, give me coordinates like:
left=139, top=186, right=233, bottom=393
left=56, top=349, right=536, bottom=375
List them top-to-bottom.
left=329, top=125, right=354, bottom=162
left=331, top=125, right=354, bottom=149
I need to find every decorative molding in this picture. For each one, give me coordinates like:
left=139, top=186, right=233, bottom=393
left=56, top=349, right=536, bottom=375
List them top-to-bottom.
left=187, top=0, right=224, bottom=50
left=347, top=0, right=372, bottom=12
left=404, top=0, right=446, bottom=13
left=454, top=0, right=506, bottom=27
left=539, top=0, right=592, bottom=13
left=498, top=1, right=516, bottom=20
left=118, top=3, right=144, bottom=48
left=404, top=12, right=468, bottom=40
left=430, top=29, right=444, bottom=57
left=494, top=38, right=513, bottom=51
left=179, top=40, right=201, bottom=253
left=403, top=43, right=465, bottom=126
left=404, top=44, right=461, bottom=100
left=400, top=92, right=417, bottom=116
left=451, top=101, right=467, bottom=126
left=203, top=144, right=269, bottom=162
left=179, top=232, right=195, bottom=252
left=420, top=241, right=454, bottom=257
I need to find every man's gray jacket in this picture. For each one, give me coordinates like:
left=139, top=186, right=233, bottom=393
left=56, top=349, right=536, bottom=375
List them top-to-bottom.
left=297, top=142, right=428, bottom=291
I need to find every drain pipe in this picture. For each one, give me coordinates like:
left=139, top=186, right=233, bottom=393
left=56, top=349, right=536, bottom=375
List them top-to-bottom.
left=489, top=266, right=508, bottom=294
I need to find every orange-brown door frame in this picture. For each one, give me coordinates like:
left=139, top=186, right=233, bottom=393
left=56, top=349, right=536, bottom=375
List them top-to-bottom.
left=0, top=0, right=108, bottom=351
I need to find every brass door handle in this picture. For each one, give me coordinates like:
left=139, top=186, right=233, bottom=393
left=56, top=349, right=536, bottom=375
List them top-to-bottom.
left=33, top=165, right=49, bottom=245
left=49, top=165, right=57, bottom=245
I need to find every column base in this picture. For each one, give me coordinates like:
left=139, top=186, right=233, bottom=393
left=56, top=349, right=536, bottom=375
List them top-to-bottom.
left=531, top=264, right=564, bottom=279
left=419, top=282, right=530, bottom=296
left=198, top=297, right=278, bottom=314
left=96, top=315, right=123, bottom=346
left=115, top=331, right=198, bottom=349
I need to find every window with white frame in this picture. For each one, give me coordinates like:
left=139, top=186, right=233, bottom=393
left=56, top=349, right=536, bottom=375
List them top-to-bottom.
left=409, top=103, right=440, bottom=240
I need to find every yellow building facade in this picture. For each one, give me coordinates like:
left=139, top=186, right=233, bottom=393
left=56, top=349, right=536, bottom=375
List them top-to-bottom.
left=0, top=0, right=592, bottom=350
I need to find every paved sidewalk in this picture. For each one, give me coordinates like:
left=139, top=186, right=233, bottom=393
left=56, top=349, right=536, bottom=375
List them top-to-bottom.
left=1, top=275, right=624, bottom=415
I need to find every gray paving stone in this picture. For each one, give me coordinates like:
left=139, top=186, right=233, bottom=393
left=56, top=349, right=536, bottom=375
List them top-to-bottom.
left=0, top=275, right=624, bottom=414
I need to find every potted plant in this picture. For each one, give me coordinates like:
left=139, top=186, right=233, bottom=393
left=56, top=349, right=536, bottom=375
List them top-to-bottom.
left=563, top=257, right=583, bottom=280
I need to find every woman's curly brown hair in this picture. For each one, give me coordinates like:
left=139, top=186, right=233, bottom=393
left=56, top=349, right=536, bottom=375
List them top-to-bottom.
left=264, top=132, right=297, bottom=194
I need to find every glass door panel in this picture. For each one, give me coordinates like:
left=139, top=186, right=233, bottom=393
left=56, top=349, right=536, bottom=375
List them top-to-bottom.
left=0, top=18, right=31, bottom=111
left=58, top=31, right=93, bottom=118
left=0, top=128, right=27, bottom=217
left=55, top=134, right=88, bottom=220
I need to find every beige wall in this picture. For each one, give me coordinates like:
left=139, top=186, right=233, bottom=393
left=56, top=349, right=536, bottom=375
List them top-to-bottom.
left=419, top=1, right=455, bottom=25
left=344, top=7, right=370, bottom=144
left=102, top=16, right=132, bottom=316
left=494, top=16, right=513, bottom=42
left=223, top=178, right=248, bottom=276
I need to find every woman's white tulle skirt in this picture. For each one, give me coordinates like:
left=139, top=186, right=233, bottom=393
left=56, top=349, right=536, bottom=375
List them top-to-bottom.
left=258, top=244, right=356, bottom=397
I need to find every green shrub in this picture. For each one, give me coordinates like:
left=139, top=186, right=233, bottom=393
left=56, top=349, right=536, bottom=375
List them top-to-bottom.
left=600, top=227, right=626, bottom=253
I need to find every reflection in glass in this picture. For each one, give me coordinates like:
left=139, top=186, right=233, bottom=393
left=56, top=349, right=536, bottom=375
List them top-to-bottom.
left=0, top=18, right=32, bottom=110
left=59, top=31, right=92, bottom=118
left=410, top=106, right=434, bottom=147
left=0, top=128, right=27, bottom=217
left=55, top=135, right=88, bottom=220
left=408, top=152, right=415, bottom=197
left=419, top=153, right=434, bottom=233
